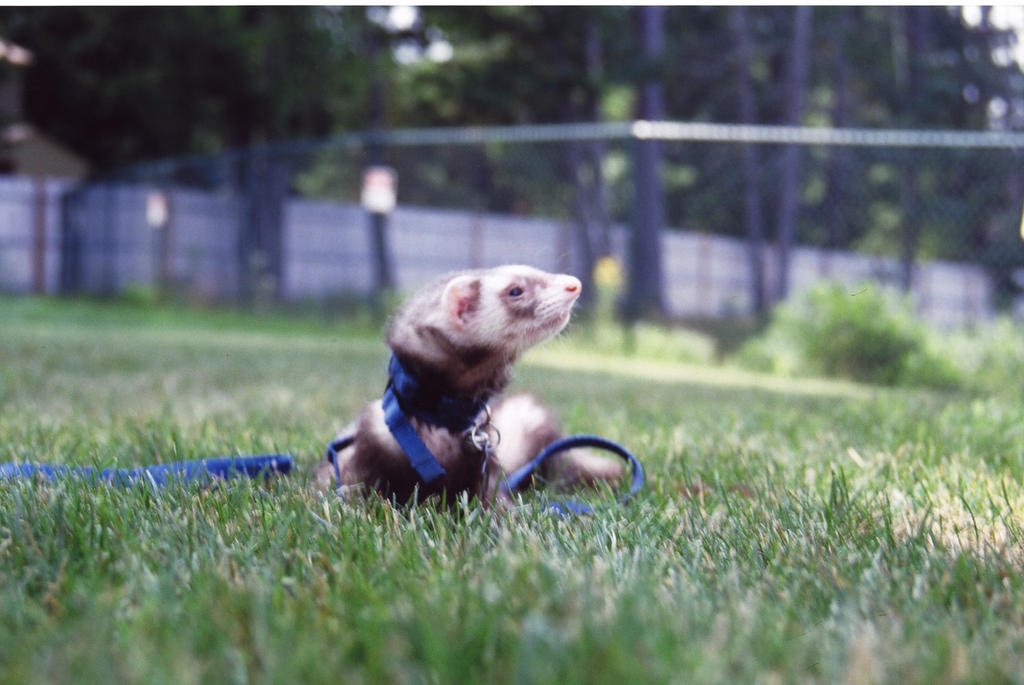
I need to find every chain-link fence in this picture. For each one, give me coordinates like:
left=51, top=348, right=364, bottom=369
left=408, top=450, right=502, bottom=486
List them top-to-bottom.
left=7, top=121, right=1024, bottom=325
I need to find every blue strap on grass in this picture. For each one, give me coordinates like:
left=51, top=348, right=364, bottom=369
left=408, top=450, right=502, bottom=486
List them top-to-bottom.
left=500, top=434, right=645, bottom=516
left=0, top=454, right=293, bottom=487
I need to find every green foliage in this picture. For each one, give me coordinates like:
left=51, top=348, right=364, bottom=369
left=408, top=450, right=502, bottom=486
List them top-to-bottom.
left=0, top=7, right=369, bottom=166
left=1, top=7, right=1017, bottom=162
left=736, top=281, right=962, bottom=389
left=118, top=283, right=159, bottom=308
left=3, top=297, right=1024, bottom=682
left=943, top=317, right=1024, bottom=398
left=567, top=320, right=716, bottom=366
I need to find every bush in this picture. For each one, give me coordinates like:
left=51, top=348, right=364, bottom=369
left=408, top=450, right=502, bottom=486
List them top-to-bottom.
left=736, top=282, right=962, bottom=389
left=120, top=283, right=159, bottom=307
left=944, top=317, right=1024, bottom=397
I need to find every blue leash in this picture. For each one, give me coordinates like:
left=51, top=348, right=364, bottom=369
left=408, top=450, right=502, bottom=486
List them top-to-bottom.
left=325, top=432, right=644, bottom=515
left=499, top=434, right=645, bottom=515
left=0, top=454, right=293, bottom=487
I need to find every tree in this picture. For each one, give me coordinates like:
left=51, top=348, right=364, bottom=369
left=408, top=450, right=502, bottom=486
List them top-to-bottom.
left=626, top=6, right=667, bottom=319
left=729, top=6, right=767, bottom=316
left=773, top=6, right=812, bottom=302
left=0, top=7, right=368, bottom=168
left=823, top=8, right=854, bottom=255
left=566, top=15, right=613, bottom=303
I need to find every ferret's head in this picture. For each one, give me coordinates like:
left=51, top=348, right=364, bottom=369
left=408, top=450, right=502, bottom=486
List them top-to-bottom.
left=440, top=264, right=582, bottom=355
left=388, top=265, right=582, bottom=395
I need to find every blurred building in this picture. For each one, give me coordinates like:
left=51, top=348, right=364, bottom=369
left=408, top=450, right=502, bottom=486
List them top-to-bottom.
left=0, top=37, right=89, bottom=179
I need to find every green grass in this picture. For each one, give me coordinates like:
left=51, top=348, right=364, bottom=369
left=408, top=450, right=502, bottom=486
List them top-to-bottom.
left=3, top=296, right=1024, bottom=683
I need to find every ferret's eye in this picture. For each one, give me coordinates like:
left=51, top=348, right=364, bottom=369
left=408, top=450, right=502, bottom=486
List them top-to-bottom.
left=507, top=286, right=524, bottom=298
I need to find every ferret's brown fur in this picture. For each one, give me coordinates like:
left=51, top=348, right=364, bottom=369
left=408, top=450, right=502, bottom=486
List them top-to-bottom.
left=313, top=264, right=622, bottom=505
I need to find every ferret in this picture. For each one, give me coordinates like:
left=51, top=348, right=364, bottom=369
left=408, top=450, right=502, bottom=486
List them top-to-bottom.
left=313, top=264, right=622, bottom=506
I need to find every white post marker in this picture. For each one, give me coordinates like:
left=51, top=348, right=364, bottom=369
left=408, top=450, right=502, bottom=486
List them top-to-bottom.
left=361, top=166, right=398, bottom=214
left=146, top=191, right=168, bottom=228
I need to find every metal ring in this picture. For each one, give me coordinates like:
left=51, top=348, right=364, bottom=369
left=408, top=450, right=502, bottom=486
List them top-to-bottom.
left=467, top=404, right=499, bottom=452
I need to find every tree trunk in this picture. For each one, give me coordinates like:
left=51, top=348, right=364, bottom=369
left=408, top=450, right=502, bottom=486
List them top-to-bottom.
left=626, top=5, right=666, bottom=320
left=730, top=6, right=767, bottom=316
left=774, top=6, right=812, bottom=302
left=898, top=7, right=925, bottom=292
left=825, top=8, right=853, bottom=257
left=583, top=16, right=612, bottom=260
left=568, top=17, right=611, bottom=302
left=568, top=138, right=596, bottom=297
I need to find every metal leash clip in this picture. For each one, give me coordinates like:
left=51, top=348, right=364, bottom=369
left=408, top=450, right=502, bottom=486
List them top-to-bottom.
left=468, top=403, right=499, bottom=455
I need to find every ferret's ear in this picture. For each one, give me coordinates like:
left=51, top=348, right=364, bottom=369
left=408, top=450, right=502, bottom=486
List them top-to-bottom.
left=442, top=275, right=481, bottom=325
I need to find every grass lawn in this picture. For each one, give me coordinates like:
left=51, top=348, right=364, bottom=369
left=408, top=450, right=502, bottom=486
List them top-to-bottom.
left=2, top=296, right=1024, bottom=683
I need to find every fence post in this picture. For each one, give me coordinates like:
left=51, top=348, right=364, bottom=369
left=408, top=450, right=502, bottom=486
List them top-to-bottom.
left=364, top=131, right=395, bottom=304
left=236, top=151, right=288, bottom=306
left=31, top=176, right=46, bottom=293
left=102, top=183, right=116, bottom=297
left=59, top=186, right=80, bottom=294
left=145, top=187, right=173, bottom=299
left=159, top=190, right=175, bottom=296
left=469, top=212, right=484, bottom=268
left=698, top=233, right=712, bottom=317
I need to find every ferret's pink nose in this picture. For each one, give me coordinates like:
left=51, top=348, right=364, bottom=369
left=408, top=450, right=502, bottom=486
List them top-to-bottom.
left=564, top=277, right=582, bottom=294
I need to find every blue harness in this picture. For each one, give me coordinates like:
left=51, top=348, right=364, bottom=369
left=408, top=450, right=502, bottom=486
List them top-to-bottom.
left=326, top=354, right=644, bottom=514
left=382, top=354, right=483, bottom=483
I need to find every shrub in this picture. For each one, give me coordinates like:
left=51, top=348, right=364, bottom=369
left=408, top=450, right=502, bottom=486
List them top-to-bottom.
left=736, top=281, right=962, bottom=389
left=120, top=283, right=159, bottom=307
left=944, top=317, right=1024, bottom=397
